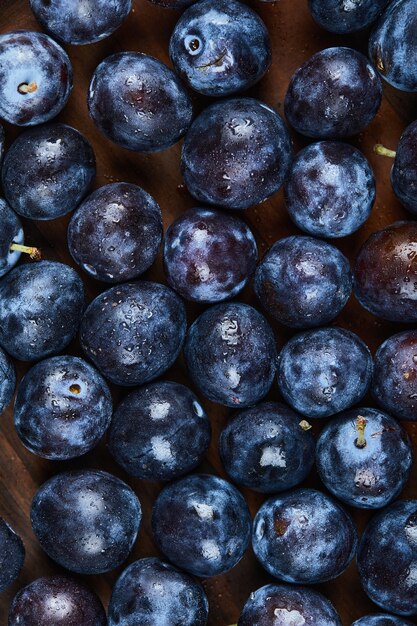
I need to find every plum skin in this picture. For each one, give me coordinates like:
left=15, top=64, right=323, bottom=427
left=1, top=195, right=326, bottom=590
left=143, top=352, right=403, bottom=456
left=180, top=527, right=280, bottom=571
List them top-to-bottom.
left=169, top=0, right=271, bottom=97
left=181, top=97, right=292, bottom=210
left=2, top=123, right=96, bottom=221
left=163, top=207, right=257, bottom=303
left=80, top=281, right=187, bottom=387
left=184, top=301, right=277, bottom=408
left=14, top=355, right=113, bottom=460
left=108, top=380, right=211, bottom=481
left=219, top=401, right=315, bottom=493
left=316, top=407, right=413, bottom=509
left=31, top=469, right=142, bottom=575
left=152, top=474, right=251, bottom=577
left=0, top=517, right=25, bottom=593
left=108, top=557, right=209, bottom=626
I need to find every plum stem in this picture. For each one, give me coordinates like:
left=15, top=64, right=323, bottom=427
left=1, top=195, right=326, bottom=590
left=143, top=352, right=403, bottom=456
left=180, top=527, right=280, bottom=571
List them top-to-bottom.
left=18, top=81, right=38, bottom=94
left=374, top=144, right=396, bottom=159
left=10, top=243, right=42, bottom=260
left=355, top=415, right=367, bottom=449
left=299, top=420, right=312, bottom=431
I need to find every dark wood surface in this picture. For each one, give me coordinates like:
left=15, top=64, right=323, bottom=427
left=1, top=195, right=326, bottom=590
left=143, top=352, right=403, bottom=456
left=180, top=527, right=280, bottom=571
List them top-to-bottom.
left=1, top=0, right=417, bottom=624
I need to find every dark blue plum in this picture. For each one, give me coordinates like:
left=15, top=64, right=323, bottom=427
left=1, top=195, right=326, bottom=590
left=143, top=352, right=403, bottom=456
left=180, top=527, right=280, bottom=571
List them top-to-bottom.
left=30, top=0, right=132, bottom=45
left=169, top=0, right=271, bottom=97
left=308, top=0, right=390, bottom=33
left=369, top=0, right=417, bottom=92
left=0, top=31, right=72, bottom=126
left=284, top=47, right=382, bottom=139
left=88, top=52, right=193, bottom=152
left=181, top=97, right=292, bottom=210
left=382, top=120, right=417, bottom=215
left=2, top=124, right=96, bottom=221
left=284, top=142, right=375, bottom=238
left=68, top=183, right=162, bottom=283
left=0, top=199, right=24, bottom=278
left=163, top=207, right=257, bottom=302
left=353, top=221, right=417, bottom=322
left=254, top=236, right=352, bottom=328
left=0, top=261, right=85, bottom=362
left=80, top=281, right=186, bottom=386
left=184, top=302, right=276, bottom=407
left=277, top=327, right=373, bottom=418
left=372, top=331, right=417, bottom=421
left=0, top=346, right=15, bottom=415
left=14, top=355, right=113, bottom=460
left=109, top=381, right=211, bottom=480
left=219, top=401, right=315, bottom=493
left=316, top=407, right=412, bottom=509
left=31, top=469, right=141, bottom=575
left=152, top=474, right=251, bottom=577
left=252, top=488, right=358, bottom=584
left=358, top=500, right=417, bottom=615
left=0, top=518, right=25, bottom=593
left=108, top=557, right=209, bottom=626
left=8, top=576, right=107, bottom=626
left=238, top=584, right=342, bottom=626
left=352, top=615, right=416, bottom=626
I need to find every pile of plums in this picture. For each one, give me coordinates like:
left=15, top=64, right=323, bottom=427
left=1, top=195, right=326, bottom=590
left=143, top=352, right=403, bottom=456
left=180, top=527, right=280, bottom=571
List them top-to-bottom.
left=1, top=0, right=417, bottom=624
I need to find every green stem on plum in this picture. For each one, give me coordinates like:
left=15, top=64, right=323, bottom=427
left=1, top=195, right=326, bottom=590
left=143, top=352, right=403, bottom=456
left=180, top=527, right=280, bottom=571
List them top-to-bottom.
left=18, top=81, right=37, bottom=94
left=374, top=144, right=396, bottom=159
left=10, top=243, right=42, bottom=260
left=355, top=415, right=367, bottom=449
left=299, top=420, right=312, bottom=431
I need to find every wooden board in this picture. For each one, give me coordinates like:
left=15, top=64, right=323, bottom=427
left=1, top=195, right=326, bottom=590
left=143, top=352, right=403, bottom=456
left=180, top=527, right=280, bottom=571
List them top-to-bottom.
left=1, top=0, right=417, bottom=624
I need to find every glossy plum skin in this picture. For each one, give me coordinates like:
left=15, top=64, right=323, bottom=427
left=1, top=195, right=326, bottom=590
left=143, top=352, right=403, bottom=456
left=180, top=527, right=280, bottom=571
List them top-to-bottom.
left=30, top=0, right=132, bottom=45
left=169, top=0, right=271, bottom=97
left=308, top=0, right=390, bottom=33
left=369, top=0, right=417, bottom=92
left=0, top=31, right=72, bottom=126
left=284, top=47, right=382, bottom=139
left=88, top=52, right=193, bottom=152
left=181, top=97, right=292, bottom=210
left=391, top=120, right=417, bottom=215
left=0, top=123, right=4, bottom=162
left=2, top=124, right=95, bottom=221
left=284, top=142, right=375, bottom=238
left=68, top=183, right=163, bottom=283
left=0, top=199, right=23, bottom=278
left=163, top=207, right=257, bottom=302
left=353, top=221, right=417, bottom=322
left=254, top=236, right=352, bottom=328
left=0, top=261, right=85, bottom=362
left=80, top=281, right=186, bottom=386
left=184, top=302, right=276, bottom=407
left=277, top=328, right=373, bottom=418
left=372, top=331, right=417, bottom=421
left=0, top=347, right=15, bottom=415
left=14, top=355, right=113, bottom=460
left=109, top=381, right=211, bottom=480
left=219, top=401, right=315, bottom=493
left=316, top=407, right=412, bottom=509
left=31, top=469, right=141, bottom=575
left=152, top=474, right=251, bottom=577
left=252, top=488, right=358, bottom=584
left=358, top=500, right=417, bottom=615
left=0, top=518, right=25, bottom=593
left=108, top=557, right=209, bottom=626
left=8, top=576, right=107, bottom=626
left=238, top=584, right=342, bottom=626
left=352, top=615, right=416, bottom=626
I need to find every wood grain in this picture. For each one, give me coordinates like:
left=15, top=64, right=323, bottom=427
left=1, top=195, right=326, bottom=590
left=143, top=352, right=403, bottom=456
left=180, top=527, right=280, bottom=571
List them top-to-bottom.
left=1, top=1, right=417, bottom=624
